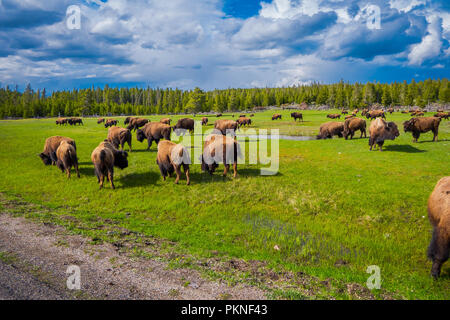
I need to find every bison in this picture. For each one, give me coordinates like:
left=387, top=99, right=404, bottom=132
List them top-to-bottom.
left=388, top=107, right=394, bottom=114
left=341, top=110, right=348, bottom=115
left=366, top=110, right=385, bottom=120
left=291, top=112, right=303, bottom=121
left=434, top=112, right=449, bottom=120
left=216, top=113, right=223, bottom=117
left=272, top=114, right=282, bottom=120
left=327, top=114, right=341, bottom=119
left=124, top=117, right=135, bottom=125
left=201, top=117, right=208, bottom=126
left=236, top=117, right=251, bottom=127
left=403, top=117, right=441, bottom=142
left=56, top=118, right=68, bottom=125
left=69, top=118, right=83, bottom=125
left=97, top=118, right=105, bottom=124
left=127, top=118, right=149, bottom=131
left=160, top=118, right=171, bottom=125
left=173, top=118, right=195, bottom=135
left=343, top=118, right=367, bottom=140
left=368, top=118, right=399, bottom=151
left=105, top=119, right=118, bottom=128
left=214, top=119, right=239, bottom=135
left=136, top=122, right=172, bottom=150
left=316, top=122, right=344, bottom=139
left=107, top=127, right=132, bottom=151
left=201, top=134, right=241, bottom=178
left=39, top=136, right=76, bottom=166
left=55, top=140, right=80, bottom=179
left=91, top=140, right=128, bottom=189
left=156, top=140, right=190, bottom=185
left=427, top=176, right=450, bottom=279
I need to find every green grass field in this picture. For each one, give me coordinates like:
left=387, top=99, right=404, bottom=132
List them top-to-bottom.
left=0, top=110, right=449, bottom=299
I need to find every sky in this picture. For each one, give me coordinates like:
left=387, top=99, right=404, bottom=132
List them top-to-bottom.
left=0, top=0, right=449, bottom=91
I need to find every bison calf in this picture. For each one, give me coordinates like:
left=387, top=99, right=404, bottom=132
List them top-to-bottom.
left=56, top=140, right=80, bottom=178
left=91, top=140, right=128, bottom=189
left=156, top=140, right=190, bottom=185
left=427, top=176, right=449, bottom=279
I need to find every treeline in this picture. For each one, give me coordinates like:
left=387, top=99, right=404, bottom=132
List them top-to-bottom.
left=0, top=79, right=449, bottom=119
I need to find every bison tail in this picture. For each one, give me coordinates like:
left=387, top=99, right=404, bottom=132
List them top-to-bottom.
left=100, top=149, right=106, bottom=163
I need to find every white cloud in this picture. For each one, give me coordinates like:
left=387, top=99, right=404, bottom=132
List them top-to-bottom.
left=408, top=16, right=443, bottom=65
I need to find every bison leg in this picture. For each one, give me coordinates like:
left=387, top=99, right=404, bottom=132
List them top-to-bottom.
left=432, top=129, right=438, bottom=142
left=147, top=138, right=153, bottom=150
left=378, top=141, right=384, bottom=152
left=233, top=162, right=237, bottom=178
left=183, top=164, right=190, bottom=185
left=223, top=164, right=230, bottom=177
left=174, top=165, right=181, bottom=184
left=66, top=167, right=71, bottom=179
left=108, top=169, right=115, bottom=189
left=428, top=227, right=449, bottom=279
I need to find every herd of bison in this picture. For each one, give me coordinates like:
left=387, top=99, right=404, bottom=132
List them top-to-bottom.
left=38, top=109, right=449, bottom=279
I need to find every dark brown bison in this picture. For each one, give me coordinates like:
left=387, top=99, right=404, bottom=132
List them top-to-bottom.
left=388, top=107, right=394, bottom=114
left=437, top=108, right=444, bottom=113
left=341, top=110, right=348, bottom=115
left=366, top=110, right=385, bottom=120
left=401, top=110, right=408, bottom=114
left=291, top=112, right=303, bottom=121
left=414, top=112, right=425, bottom=117
left=434, top=112, right=449, bottom=120
left=216, top=113, right=223, bottom=117
left=239, top=114, right=246, bottom=118
left=250, top=114, right=254, bottom=117
left=272, top=114, right=282, bottom=120
left=327, top=114, right=341, bottom=119
left=69, top=117, right=83, bottom=125
left=124, top=117, right=135, bottom=125
left=201, top=117, right=208, bottom=126
left=236, top=117, right=251, bottom=127
left=403, top=117, right=441, bottom=142
left=56, top=118, right=68, bottom=125
left=97, top=118, right=105, bottom=124
left=127, top=118, right=149, bottom=131
left=160, top=118, right=171, bottom=125
left=173, top=118, right=195, bottom=135
left=343, top=118, right=367, bottom=140
left=368, top=118, right=399, bottom=151
left=105, top=119, right=118, bottom=128
left=214, top=119, right=239, bottom=135
left=136, top=122, right=172, bottom=149
left=316, top=122, right=344, bottom=139
left=107, top=127, right=132, bottom=151
left=201, top=134, right=241, bottom=178
left=39, top=136, right=76, bottom=166
left=55, top=140, right=80, bottom=178
left=91, top=140, right=128, bottom=189
left=156, top=140, right=190, bottom=185
left=427, top=176, right=450, bottom=279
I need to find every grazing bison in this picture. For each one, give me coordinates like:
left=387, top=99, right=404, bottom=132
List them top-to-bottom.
left=352, top=108, right=359, bottom=115
left=388, top=108, right=394, bottom=114
left=437, top=108, right=444, bottom=113
left=341, top=110, right=348, bottom=115
left=366, top=110, right=385, bottom=120
left=401, top=110, right=409, bottom=114
left=291, top=112, right=303, bottom=121
left=414, top=112, right=425, bottom=117
left=434, top=112, right=449, bottom=120
left=216, top=113, right=223, bottom=117
left=239, top=114, right=246, bottom=118
left=250, top=114, right=254, bottom=117
left=272, top=114, right=282, bottom=120
left=327, top=114, right=341, bottom=119
left=345, top=115, right=355, bottom=120
left=124, top=117, right=135, bottom=125
left=201, top=117, right=208, bottom=126
left=236, top=117, right=251, bottom=127
left=403, top=117, right=441, bottom=142
left=56, top=118, right=68, bottom=125
left=69, top=118, right=83, bottom=125
left=97, top=118, right=105, bottom=124
left=127, top=118, right=149, bottom=131
left=160, top=118, right=171, bottom=125
left=173, top=118, right=195, bottom=135
left=343, top=118, right=367, bottom=140
left=368, top=118, right=399, bottom=151
left=105, top=119, right=118, bottom=128
left=214, top=119, right=239, bottom=135
left=136, top=122, right=172, bottom=149
left=316, top=122, right=344, bottom=139
left=107, top=127, right=132, bottom=151
left=201, top=134, right=241, bottom=178
left=39, top=136, right=76, bottom=166
left=55, top=140, right=80, bottom=178
left=91, top=140, right=128, bottom=189
left=156, top=140, right=190, bottom=185
left=427, top=176, right=450, bottom=279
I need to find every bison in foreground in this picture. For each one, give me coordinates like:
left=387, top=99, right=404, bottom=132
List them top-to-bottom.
left=291, top=112, right=303, bottom=121
left=403, top=117, right=441, bottom=142
left=343, top=118, right=366, bottom=140
left=368, top=118, right=399, bottom=151
left=136, top=122, right=171, bottom=150
left=316, top=122, right=344, bottom=139
left=107, top=127, right=132, bottom=151
left=201, top=134, right=241, bottom=178
left=39, top=136, right=76, bottom=166
left=56, top=140, right=80, bottom=178
left=91, top=140, right=128, bottom=189
left=156, top=140, right=190, bottom=185
left=427, top=176, right=449, bottom=279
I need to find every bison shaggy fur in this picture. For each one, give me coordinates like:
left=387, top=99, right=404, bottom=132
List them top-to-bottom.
left=403, top=117, right=441, bottom=142
left=343, top=118, right=367, bottom=140
left=368, top=118, right=399, bottom=151
left=136, top=122, right=172, bottom=149
left=316, top=122, right=344, bottom=139
left=107, top=127, right=132, bottom=151
left=201, top=134, right=241, bottom=178
left=39, top=136, right=76, bottom=166
left=56, top=140, right=80, bottom=178
left=91, top=140, right=128, bottom=189
left=156, top=140, right=190, bottom=185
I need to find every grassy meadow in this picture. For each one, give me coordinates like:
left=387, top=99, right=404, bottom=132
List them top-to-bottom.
left=0, top=110, right=449, bottom=299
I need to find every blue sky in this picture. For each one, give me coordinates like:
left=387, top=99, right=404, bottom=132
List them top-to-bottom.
left=0, top=0, right=449, bottom=91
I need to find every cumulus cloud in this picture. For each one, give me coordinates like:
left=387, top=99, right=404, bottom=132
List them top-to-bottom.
left=408, top=16, right=443, bottom=65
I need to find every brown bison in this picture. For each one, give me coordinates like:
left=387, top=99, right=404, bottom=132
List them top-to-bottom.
left=388, top=107, right=394, bottom=114
left=437, top=108, right=444, bottom=113
left=341, top=110, right=348, bottom=115
left=366, top=110, right=385, bottom=120
left=401, top=110, right=409, bottom=114
left=291, top=112, right=303, bottom=121
left=414, top=112, right=425, bottom=116
left=434, top=112, right=449, bottom=120
left=216, top=113, right=223, bottom=117
left=239, top=114, right=246, bottom=118
left=250, top=114, right=254, bottom=117
left=272, top=114, right=282, bottom=120
left=327, top=114, right=341, bottom=119
left=345, top=115, right=355, bottom=120
left=68, top=117, right=83, bottom=125
left=124, top=117, right=135, bottom=125
left=201, top=117, right=208, bottom=126
left=236, top=117, right=251, bottom=127
left=403, top=117, right=441, bottom=142
left=56, top=118, right=68, bottom=125
left=97, top=118, right=105, bottom=124
left=127, top=118, right=149, bottom=131
left=160, top=118, right=171, bottom=125
left=173, top=118, right=195, bottom=135
left=343, top=118, right=367, bottom=140
left=368, top=118, right=399, bottom=151
left=105, top=119, right=118, bottom=128
left=214, top=119, right=239, bottom=135
left=136, top=122, right=172, bottom=149
left=316, top=122, right=344, bottom=139
left=107, top=127, right=132, bottom=151
left=201, top=134, right=241, bottom=178
left=39, top=136, right=76, bottom=166
left=55, top=140, right=80, bottom=178
left=91, top=140, right=128, bottom=189
left=156, top=140, right=190, bottom=185
left=427, top=176, right=450, bottom=279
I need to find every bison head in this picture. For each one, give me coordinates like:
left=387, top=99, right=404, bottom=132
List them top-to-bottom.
left=403, top=118, right=417, bottom=133
left=385, top=122, right=400, bottom=140
left=136, top=129, right=146, bottom=142
left=114, top=150, right=129, bottom=169
left=38, top=152, right=52, bottom=165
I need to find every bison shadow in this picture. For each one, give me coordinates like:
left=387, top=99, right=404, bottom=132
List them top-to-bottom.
left=416, top=139, right=450, bottom=143
left=382, top=144, right=426, bottom=153
left=188, top=168, right=283, bottom=184
left=119, top=171, right=160, bottom=188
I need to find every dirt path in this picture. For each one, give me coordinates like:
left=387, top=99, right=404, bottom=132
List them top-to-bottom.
left=0, top=213, right=267, bottom=300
